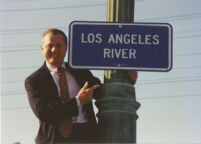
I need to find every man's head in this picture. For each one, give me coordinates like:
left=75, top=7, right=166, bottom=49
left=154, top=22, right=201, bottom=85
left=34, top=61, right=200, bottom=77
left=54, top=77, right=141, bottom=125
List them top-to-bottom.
left=40, top=29, right=67, bottom=67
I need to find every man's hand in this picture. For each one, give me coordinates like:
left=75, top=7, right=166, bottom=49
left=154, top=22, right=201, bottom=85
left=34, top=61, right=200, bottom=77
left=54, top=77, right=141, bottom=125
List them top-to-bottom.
left=127, top=71, right=138, bottom=85
left=77, top=82, right=100, bottom=105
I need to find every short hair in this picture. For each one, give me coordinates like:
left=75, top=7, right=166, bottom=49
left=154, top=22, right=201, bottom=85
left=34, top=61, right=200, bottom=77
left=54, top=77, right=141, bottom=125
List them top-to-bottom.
left=41, top=28, right=67, bottom=46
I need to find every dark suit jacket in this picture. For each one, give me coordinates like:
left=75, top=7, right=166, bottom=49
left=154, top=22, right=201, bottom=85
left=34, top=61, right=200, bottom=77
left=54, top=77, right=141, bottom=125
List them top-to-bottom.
left=25, top=62, right=100, bottom=144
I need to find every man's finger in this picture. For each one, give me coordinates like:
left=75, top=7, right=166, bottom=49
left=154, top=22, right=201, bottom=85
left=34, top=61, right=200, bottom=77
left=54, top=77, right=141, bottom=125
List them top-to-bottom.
left=82, top=81, right=88, bottom=90
left=89, top=84, right=100, bottom=91
left=85, top=88, right=92, bottom=93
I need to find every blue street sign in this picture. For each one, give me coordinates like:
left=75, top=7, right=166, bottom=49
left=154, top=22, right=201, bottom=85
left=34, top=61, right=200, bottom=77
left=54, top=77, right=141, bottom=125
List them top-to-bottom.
left=68, top=21, right=172, bottom=71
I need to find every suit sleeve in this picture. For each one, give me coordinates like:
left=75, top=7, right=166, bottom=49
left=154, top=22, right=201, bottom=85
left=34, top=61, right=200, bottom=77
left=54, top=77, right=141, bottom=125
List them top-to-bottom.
left=25, top=76, right=79, bottom=123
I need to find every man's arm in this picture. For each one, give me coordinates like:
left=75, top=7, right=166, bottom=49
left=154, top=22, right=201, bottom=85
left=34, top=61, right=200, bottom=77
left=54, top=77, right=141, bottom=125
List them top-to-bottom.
left=75, top=70, right=138, bottom=104
left=83, top=70, right=101, bottom=100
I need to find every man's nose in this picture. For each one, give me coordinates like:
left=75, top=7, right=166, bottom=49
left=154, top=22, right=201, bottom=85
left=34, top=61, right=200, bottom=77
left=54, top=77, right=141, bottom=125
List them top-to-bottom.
left=51, top=46, right=57, bottom=53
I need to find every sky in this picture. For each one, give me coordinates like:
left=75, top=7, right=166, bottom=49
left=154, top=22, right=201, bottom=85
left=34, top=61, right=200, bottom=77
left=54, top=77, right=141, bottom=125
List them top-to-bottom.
left=1, top=0, right=201, bottom=143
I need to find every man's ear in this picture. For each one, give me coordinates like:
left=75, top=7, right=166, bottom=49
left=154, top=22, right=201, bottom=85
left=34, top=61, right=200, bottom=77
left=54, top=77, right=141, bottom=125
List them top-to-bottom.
left=40, top=44, right=43, bottom=50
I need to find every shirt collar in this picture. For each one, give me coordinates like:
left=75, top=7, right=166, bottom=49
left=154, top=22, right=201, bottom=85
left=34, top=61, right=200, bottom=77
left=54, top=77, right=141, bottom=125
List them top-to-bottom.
left=46, top=62, right=65, bottom=72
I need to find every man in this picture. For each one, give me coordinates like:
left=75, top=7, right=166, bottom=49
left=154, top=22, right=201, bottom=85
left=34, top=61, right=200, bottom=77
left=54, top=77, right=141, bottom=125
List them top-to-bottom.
left=25, top=29, right=137, bottom=143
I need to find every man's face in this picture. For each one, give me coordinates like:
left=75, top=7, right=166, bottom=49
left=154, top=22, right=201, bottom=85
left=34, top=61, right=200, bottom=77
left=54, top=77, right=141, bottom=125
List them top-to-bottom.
left=41, top=33, right=67, bottom=67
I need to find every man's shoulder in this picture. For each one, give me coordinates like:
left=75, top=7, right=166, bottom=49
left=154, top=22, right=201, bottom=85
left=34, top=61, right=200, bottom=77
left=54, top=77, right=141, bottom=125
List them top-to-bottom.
left=65, top=62, right=91, bottom=75
left=25, top=63, right=47, bottom=83
left=66, top=63, right=101, bottom=85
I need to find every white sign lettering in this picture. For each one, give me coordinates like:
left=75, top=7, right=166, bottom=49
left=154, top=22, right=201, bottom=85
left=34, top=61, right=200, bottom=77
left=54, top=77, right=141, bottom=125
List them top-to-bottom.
left=80, top=32, right=160, bottom=60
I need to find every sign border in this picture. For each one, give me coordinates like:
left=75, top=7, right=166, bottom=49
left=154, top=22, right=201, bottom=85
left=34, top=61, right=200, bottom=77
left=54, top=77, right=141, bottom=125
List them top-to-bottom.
left=68, top=21, right=173, bottom=72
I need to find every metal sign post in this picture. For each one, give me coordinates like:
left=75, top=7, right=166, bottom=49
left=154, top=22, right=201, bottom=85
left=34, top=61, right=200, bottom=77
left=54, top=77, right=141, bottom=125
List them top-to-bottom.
left=95, top=0, right=140, bottom=143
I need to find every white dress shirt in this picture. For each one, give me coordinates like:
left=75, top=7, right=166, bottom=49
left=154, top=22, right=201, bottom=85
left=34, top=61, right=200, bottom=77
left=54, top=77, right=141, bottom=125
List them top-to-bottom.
left=46, top=62, right=88, bottom=123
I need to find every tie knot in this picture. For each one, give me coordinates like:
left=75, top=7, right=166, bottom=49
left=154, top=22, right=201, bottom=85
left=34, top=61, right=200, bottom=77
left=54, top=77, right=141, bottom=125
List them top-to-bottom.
left=58, top=67, right=65, bottom=74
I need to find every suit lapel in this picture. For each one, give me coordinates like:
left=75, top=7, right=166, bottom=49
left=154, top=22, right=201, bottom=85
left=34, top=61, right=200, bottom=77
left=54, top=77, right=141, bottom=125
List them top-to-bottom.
left=41, top=62, right=59, bottom=98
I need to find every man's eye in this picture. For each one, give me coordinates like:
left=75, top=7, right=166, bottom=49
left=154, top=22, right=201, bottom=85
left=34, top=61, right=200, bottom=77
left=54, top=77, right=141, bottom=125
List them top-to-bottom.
left=46, top=45, right=52, bottom=49
left=56, top=45, right=61, bottom=48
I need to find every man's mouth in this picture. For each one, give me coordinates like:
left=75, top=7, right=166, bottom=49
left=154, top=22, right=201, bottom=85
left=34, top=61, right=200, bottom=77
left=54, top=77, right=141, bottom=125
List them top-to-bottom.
left=49, top=54, right=60, bottom=59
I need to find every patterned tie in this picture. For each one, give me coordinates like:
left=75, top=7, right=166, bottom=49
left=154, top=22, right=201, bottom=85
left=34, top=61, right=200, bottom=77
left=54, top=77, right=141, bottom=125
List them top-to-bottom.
left=58, top=67, right=72, bottom=138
